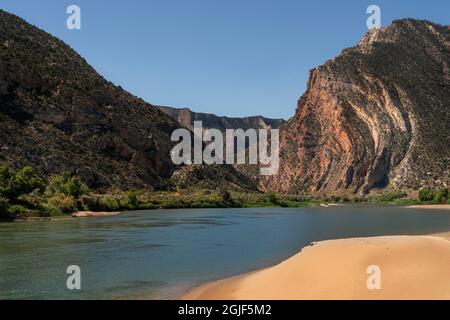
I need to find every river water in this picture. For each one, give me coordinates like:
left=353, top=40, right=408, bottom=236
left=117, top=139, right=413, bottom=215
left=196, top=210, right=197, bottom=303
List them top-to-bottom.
left=1, top=205, right=450, bottom=299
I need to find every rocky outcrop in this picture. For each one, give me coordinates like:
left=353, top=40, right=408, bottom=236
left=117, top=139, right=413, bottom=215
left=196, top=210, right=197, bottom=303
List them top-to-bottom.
left=264, top=19, right=450, bottom=195
left=159, top=106, right=284, bottom=131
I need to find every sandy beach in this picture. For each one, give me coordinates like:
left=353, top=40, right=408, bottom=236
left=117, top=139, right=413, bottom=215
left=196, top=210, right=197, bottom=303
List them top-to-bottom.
left=406, top=204, right=450, bottom=210
left=72, top=211, right=121, bottom=218
left=183, top=233, right=450, bottom=300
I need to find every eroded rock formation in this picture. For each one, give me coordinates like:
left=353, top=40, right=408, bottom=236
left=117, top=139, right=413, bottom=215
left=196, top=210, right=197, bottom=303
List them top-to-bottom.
left=264, top=19, right=450, bottom=194
left=158, top=106, right=284, bottom=132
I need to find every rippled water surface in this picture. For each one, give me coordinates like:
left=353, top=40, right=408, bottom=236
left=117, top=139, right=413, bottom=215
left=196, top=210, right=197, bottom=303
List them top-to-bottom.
left=1, top=206, right=450, bottom=299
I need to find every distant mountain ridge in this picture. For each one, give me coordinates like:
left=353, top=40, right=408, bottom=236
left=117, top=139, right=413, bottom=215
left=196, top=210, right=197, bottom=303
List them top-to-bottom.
left=158, top=106, right=285, bottom=132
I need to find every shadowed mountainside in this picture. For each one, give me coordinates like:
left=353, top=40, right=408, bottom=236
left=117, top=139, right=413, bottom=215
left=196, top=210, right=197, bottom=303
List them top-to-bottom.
left=0, top=10, right=253, bottom=191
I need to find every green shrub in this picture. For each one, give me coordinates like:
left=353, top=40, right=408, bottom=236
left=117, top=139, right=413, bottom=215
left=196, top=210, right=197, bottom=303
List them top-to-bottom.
left=0, top=165, right=44, bottom=201
left=48, top=174, right=89, bottom=199
left=418, top=188, right=435, bottom=202
left=217, top=189, right=236, bottom=207
left=219, top=189, right=231, bottom=203
left=433, top=189, right=448, bottom=204
left=127, top=191, right=139, bottom=209
left=379, top=191, right=407, bottom=202
left=266, top=192, right=279, bottom=205
left=47, top=194, right=76, bottom=213
left=78, top=194, right=98, bottom=211
left=329, top=195, right=342, bottom=202
left=0, top=196, right=10, bottom=217
left=0, top=196, right=9, bottom=208
left=98, top=196, right=123, bottom=211
left=161, top=199, right=185, bottom=209
left=7, top=204, right=28, bottom=216
left=40, top=205, right=63, bottom=217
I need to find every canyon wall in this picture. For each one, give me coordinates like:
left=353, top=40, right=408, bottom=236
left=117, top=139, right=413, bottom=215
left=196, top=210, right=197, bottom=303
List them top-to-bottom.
left=264, top=19, right=450, bottom=194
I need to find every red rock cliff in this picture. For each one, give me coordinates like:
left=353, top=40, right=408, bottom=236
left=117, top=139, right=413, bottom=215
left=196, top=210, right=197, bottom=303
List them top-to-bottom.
left=263, top=19, right=450, bottom=194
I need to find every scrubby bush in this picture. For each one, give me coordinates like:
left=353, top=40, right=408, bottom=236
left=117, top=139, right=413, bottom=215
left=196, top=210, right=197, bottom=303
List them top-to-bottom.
left=0, top=165, right=44, bottom=201
left=48, top=174, right=89, bottom=199
left=418, top=188, right=435, bottom=202
left=418, top=188, right=448, bottom=203
left=433, top=188, right=448, bottom=204
left=217, top=189, right=240, bottom=208
left=218, top=189, right=232, bottom=205
left=127, top=191, right=139, bottom=209
left=379, top=191, right=407, bottom=202
left=266, top=192, right=279, bottom=205
left=47, top=194, right=76, bottom=214
left=78, top=194, right=126, bottom=212
left=329, top=195, right=342, bottom=202
left=0, top=196, right=10, bottom=217
left=99, top=196, right=123, bottom=211
left=161, top=199, right=185, bottom=209
left=7, top=204, right=28, bottom=216
left=39, top=204, right=63, bottom=217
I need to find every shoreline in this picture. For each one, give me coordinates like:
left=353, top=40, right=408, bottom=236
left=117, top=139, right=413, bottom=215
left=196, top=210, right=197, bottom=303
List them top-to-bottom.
left=4, top=203, right=450, bottom=223
left=406, top=204, right=450, bottom=210
left=72, top=211, right=121, bottom=218
left=183, top=231, right=450, bottom=300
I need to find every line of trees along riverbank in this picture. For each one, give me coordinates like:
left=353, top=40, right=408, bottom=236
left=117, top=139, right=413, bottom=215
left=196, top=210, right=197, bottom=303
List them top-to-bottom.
left=1, top=164, right=449, bottom=220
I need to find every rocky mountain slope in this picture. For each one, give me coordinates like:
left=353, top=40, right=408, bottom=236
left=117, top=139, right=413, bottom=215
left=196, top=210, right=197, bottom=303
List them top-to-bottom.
left=0, top=10, right=252, bottom=191
left=2, top=11, right=447, bottom=196
left=264, top=19, right=450, bottom=195
left=159, top=106, right=284, bottom=131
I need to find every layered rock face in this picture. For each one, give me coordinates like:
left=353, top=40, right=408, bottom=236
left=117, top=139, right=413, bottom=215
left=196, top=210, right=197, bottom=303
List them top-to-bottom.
left=264, top=19, right=450, bottom=194
left=159, top=106, right=284, bottom=131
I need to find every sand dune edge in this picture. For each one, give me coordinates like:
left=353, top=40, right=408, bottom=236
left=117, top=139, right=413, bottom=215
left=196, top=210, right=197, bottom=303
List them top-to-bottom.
left=182, top=233, right=450, bottom=300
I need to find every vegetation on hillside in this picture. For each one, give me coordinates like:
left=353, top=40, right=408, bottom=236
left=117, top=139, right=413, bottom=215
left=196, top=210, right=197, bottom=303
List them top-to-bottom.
left=0, top=164, right=448, bottom=221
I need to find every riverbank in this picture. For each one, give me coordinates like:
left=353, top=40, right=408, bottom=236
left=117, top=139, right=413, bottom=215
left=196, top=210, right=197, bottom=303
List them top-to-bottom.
left=1, top=164, right=449, bottom=220
left=4, top=202, right=450, bottom=222
left=407, top=204, right=450, bottom=210
left=72, top=211, right=121, bottom=218
left=183, top=232, right=450, bottom=300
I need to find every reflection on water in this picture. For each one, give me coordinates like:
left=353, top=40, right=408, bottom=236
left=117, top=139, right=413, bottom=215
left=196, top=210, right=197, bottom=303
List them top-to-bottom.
left=1, top=206, right=450, bottom=299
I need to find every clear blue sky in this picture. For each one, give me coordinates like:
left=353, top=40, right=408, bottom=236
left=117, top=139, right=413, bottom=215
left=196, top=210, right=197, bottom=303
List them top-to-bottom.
left=1, top=0, right=449, bottom=119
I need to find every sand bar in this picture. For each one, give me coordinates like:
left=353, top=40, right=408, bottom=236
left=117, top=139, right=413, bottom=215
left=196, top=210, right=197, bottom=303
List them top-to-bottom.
left=406, top=204, right=450, bottom=210
left=72, top=211, right=121, bottom=218
left=183, top=235, right=450, bottom=300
